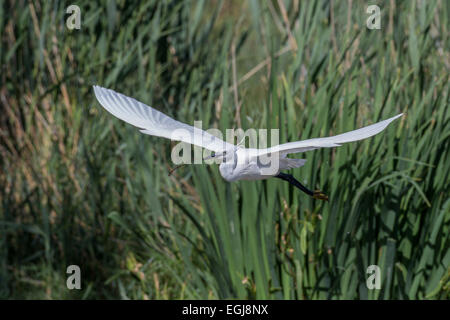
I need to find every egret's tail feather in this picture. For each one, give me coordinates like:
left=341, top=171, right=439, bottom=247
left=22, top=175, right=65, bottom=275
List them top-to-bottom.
left=281, top=158, right=307, bottom=169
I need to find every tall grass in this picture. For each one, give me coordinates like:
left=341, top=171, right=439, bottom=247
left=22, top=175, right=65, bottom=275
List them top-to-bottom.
left=0, top=0, right=448, bottom=299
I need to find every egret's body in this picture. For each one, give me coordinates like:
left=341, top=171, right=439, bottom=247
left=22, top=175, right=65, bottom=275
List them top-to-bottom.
left=94, top=86, right=403, bottom=200
left=217, top=148, right=307, bottom=181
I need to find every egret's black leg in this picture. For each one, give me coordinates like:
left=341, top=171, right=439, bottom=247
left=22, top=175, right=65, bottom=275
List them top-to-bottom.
left=275, top=172, right=328, bottom=201
left=275, top=173, right=313, bottom=196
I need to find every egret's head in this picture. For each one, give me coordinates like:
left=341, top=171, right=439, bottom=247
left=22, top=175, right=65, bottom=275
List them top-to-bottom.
left=169, top=148, right=236, bottom=177
left=204, top=148, right=236, bottom=163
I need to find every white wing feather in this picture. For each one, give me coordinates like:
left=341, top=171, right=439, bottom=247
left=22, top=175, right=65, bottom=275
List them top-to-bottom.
left=93, top=86, right=234, bottom=152
left=252, top=113, right=403, bottom=156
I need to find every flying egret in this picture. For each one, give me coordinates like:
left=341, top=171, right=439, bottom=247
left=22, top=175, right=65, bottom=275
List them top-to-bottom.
left=93, top=86, right=403, bottom=201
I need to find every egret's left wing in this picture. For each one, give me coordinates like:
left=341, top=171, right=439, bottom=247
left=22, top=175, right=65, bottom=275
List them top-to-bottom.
left=93, top=86, right=234, bottom=153
left=254, top=113, right=403, bottom=156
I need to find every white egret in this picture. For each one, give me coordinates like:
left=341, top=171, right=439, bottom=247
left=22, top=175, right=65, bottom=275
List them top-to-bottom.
left=93, top=86, right=403, bottom=201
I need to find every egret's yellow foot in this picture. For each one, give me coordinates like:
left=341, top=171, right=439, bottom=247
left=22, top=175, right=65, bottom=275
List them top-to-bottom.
left=313, top=190, right=328, bottom=201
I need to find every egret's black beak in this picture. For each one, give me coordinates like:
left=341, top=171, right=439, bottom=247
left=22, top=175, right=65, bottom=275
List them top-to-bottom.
left=168, top=164, right=187, bottom=176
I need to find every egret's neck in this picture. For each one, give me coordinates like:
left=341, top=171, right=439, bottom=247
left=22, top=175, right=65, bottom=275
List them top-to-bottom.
left=218, top=150, right=239, bottom=181
left=219, top=162, right=236, bottom=181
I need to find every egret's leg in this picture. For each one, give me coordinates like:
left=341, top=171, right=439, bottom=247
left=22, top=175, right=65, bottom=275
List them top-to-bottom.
left=275, top=172, right=328, bottom=201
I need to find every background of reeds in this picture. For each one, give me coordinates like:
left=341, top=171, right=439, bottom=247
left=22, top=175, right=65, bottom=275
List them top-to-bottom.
left=0, top=0, right=449, bottom=299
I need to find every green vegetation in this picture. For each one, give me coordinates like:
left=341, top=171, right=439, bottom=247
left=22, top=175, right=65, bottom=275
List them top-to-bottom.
left=1, top=0, right=448, bottom=299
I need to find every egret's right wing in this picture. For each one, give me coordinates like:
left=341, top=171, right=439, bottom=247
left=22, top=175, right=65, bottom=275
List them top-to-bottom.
left=93, top=86, right=234, bottom=153
left=253, top=113, right=403, bottom=156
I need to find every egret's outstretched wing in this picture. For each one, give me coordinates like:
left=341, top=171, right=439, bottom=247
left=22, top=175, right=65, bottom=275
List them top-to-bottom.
left=93, top=86, right=234, bottom=152
left=254, top=113, right=403, bottom=156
